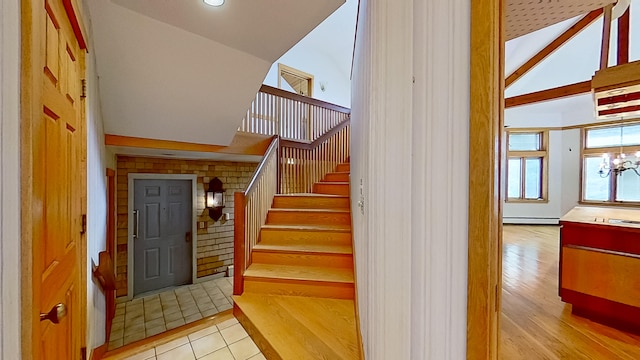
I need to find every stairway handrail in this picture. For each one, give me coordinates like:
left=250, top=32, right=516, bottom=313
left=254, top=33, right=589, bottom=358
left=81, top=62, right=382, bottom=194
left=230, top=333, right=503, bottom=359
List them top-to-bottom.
left=258, top=84, right=351, bottom=114
left=280, top=117, right=350, bottom=150
left=234, top=135, right=280, bottom=295
left=244, top=135, right=279, bottom=194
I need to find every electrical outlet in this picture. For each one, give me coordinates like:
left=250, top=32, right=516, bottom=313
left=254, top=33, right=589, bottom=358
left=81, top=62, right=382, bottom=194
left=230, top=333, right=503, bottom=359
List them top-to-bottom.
left=198, top=221, right=206, bottom=229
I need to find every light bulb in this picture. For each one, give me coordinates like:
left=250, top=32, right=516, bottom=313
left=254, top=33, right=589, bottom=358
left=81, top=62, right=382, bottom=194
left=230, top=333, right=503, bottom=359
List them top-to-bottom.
left=204, top=0, right=224, bottom=6
left=635, top=151, right=640, bottom=158
left=613, top=158, right=621, bottom=165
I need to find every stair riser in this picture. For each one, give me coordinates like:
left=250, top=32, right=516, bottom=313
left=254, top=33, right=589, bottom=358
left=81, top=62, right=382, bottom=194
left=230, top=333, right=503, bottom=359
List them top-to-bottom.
left=336, top=163, right=350, bottom=172
left=323, top=173, right=350, bottom=182
left=313, top=183, right=350, bottom=196
left=272, top=196, right=350, bottom=209
left=266, top=211, right=351, bottom=226
left=260, top=229, right=352, bottom=245
left=252, top=251, right=353, bottom=268
left=243, top=279, right=354, bottom=299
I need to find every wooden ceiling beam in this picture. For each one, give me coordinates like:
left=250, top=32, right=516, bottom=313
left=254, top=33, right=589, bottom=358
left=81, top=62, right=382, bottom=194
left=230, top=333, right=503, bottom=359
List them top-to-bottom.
left=600, top=4, right=613, bottom=70
left=617, top=7, right=630, bottom=65
left=505, top=8, right=603, bottom=88
left=505, top=80, right=592, bottom=108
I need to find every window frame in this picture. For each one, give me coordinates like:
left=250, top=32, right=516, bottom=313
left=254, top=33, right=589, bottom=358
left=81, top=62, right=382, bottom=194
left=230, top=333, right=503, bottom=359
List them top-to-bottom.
left=580, top=121, right=640, bottom=206
left=505, top=130, right=549, bottom=203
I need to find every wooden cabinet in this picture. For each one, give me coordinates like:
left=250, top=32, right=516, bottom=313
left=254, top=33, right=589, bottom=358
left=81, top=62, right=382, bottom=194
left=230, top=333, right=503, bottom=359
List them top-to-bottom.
left=559, top=206, right=640, bottom=334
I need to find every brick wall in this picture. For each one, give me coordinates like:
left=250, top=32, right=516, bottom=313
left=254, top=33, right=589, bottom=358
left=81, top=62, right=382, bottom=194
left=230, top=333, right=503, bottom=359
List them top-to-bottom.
left=115, top=156, right=257, bottom=297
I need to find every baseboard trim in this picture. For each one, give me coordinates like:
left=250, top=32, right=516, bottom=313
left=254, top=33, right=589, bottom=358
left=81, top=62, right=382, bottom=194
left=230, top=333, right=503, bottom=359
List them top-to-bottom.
left=503, top=217, right=559, bottom=225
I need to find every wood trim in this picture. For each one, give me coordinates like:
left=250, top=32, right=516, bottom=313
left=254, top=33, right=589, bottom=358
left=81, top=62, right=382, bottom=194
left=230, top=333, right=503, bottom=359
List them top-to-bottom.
left=21, top=0, right=39, bottom=357
left=61, top=0, right=87, bottom=50
left=468, top=0, right=502, bottom=357
left=600, top=4, right=613, bottom=70
left=617, top=8, right=630, bottom=65
left=505, top=9, right=602, bottom=88
left=278, top=63, right=314, bottom=98
left=505, top=81, right=591, bottom=108
left=259, top=84, right=351, bottom=113
left=280, top=118, right=351, bottom=150
left=104, top=134, right=225, bottom=152
left=105, top=168, right=115, bottom=343
left=233, top=192, right=246, bottom=296
left=89, top=344, right=107, bottom=360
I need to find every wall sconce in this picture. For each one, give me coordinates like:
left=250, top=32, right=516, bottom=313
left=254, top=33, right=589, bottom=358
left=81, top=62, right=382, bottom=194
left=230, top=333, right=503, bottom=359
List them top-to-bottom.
left=206, top=177, right=225, bottom=221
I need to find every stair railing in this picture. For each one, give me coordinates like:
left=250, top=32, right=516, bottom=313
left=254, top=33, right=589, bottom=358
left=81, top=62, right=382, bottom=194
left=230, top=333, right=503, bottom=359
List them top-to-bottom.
left=238, top=85, right=350, bottom=143
left=280, top=118, right=350, bottom=194
left=233, top=136, right=279, bottom=295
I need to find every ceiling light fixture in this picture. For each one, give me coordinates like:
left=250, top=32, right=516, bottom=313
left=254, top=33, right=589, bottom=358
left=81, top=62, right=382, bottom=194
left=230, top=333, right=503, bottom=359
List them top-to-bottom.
left=203, top=0, right=224, bottom=6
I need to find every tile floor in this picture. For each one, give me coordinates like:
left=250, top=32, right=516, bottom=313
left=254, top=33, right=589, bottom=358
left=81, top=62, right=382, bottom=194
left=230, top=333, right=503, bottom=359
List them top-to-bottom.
left=109, top=277, right=234, bottom=350
left=119, top=317, right=266, bottom=360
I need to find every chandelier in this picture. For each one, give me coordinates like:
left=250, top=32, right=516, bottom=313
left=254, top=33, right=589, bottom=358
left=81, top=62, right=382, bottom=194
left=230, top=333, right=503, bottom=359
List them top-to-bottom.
left=599, top=151, right=640, bottom=177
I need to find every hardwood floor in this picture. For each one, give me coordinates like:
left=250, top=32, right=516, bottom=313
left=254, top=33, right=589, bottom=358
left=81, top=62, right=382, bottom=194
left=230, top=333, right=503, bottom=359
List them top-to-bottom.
left=501, top=225, right=640, bottom=359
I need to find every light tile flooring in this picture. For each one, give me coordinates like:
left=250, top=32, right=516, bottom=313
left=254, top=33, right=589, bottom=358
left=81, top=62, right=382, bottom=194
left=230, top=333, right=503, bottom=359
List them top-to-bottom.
left=109, top=277, right=234, bottom=350
left=119, top=317, right=266, bottom=360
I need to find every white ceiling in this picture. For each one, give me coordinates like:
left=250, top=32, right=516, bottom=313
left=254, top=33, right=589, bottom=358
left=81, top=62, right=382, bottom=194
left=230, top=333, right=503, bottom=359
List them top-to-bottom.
left=87, top=0, right=344, bottom=147
left=111, top=0, right=345, bottom=62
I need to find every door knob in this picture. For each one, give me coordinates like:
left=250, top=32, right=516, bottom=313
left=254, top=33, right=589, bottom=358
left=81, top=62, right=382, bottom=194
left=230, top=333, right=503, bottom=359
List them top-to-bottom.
left=40, top=303, right=67, bottom=324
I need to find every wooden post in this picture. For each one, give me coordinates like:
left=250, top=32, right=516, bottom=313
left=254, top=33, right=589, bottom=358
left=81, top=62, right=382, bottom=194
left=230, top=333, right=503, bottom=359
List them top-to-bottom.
left=600, top=4, right=613, bottom=70
left=617, top=8, right=630, bottom=65
left=233, top=191, right=246, bottom=295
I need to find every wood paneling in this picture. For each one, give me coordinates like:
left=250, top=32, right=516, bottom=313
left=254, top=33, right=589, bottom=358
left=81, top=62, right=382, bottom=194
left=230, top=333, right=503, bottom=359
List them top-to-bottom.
left=468, top=0, right=503, bottom=357
left=562, top=246, right=640, bottom=308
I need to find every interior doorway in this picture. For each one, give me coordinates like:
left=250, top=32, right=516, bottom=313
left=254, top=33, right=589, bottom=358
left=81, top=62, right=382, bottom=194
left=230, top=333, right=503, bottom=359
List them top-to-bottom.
left=278, top=63, right=314, bottom=97
left=127, top=174, right=198, bottom=299
left=133, top=179, right=193, bottom=296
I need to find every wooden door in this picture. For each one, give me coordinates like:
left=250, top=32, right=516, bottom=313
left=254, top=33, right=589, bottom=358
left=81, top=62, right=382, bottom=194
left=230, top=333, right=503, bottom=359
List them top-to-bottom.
left=22, top=0, right=87, bottom=358
left=133, top=179, right=193, bottom=296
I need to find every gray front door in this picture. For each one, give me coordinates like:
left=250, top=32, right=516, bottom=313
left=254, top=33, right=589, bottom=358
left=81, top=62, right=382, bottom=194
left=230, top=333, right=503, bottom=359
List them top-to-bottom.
left=134, top=179, right=193, bottom=296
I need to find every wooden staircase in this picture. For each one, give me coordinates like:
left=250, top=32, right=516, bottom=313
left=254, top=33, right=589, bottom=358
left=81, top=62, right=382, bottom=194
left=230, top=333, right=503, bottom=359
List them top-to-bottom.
left=234, top=162, right=361, bottom=359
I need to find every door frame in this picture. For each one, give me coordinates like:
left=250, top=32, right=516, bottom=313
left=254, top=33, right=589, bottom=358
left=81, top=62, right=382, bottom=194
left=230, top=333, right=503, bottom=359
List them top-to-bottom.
left=127, top=173, right=198, bottom=300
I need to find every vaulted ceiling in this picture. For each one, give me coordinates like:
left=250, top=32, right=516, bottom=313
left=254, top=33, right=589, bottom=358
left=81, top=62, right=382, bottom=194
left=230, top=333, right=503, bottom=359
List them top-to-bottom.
left=87, top=0, right=344, bottom=146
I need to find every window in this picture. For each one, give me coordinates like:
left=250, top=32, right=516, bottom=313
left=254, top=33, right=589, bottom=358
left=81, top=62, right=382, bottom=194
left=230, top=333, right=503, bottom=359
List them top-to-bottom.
left=582, top=123, right=640, bottom=204
left=506, top=131, right=547, bottom=201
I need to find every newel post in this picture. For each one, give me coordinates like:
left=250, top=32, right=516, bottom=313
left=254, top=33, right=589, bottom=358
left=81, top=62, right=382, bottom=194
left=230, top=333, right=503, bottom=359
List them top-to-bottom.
left=233, top=191, right=246, bottom=296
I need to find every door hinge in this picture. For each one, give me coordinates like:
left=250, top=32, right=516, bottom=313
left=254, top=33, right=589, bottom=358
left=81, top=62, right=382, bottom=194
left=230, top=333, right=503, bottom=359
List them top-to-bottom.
left=81, top=79, right=87, bottom=98
left=81, top=214, right=87, bottom=235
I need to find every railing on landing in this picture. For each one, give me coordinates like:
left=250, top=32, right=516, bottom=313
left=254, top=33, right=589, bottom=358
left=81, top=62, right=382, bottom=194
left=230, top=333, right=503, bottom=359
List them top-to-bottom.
left=239, top=84, right=350, bottom=143
left=233, top=86, right=350, bottom=295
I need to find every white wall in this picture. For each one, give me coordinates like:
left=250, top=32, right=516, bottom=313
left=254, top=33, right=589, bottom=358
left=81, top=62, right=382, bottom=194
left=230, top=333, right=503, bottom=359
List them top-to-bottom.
left=0, top=0, right=22, bottom=359
left=262, top=0, right=357, bottom=108
left=351, top=0, right=469, bottom=358
left=82, top=1, right=116, bottom=355
left=263, top=48, right=351, bottom=107
left=502, top=126, right=582, bottom=224
left=561, top=129, right=581, bottom=216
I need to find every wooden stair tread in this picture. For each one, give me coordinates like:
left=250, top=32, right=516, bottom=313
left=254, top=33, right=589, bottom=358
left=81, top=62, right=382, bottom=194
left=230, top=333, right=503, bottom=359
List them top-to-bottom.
left=317, top=181, right=350, bottom=185
left=275, top=193, right=348, bottom=198
left=269, top=208, right=350, bottom=213
left=261, top=224, right=351, bottom=232
left=254, top=242, right=353, bottom=255
left=244, top=263, right=354, bottom=284
left=234, top=294, right=361, bottom=360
